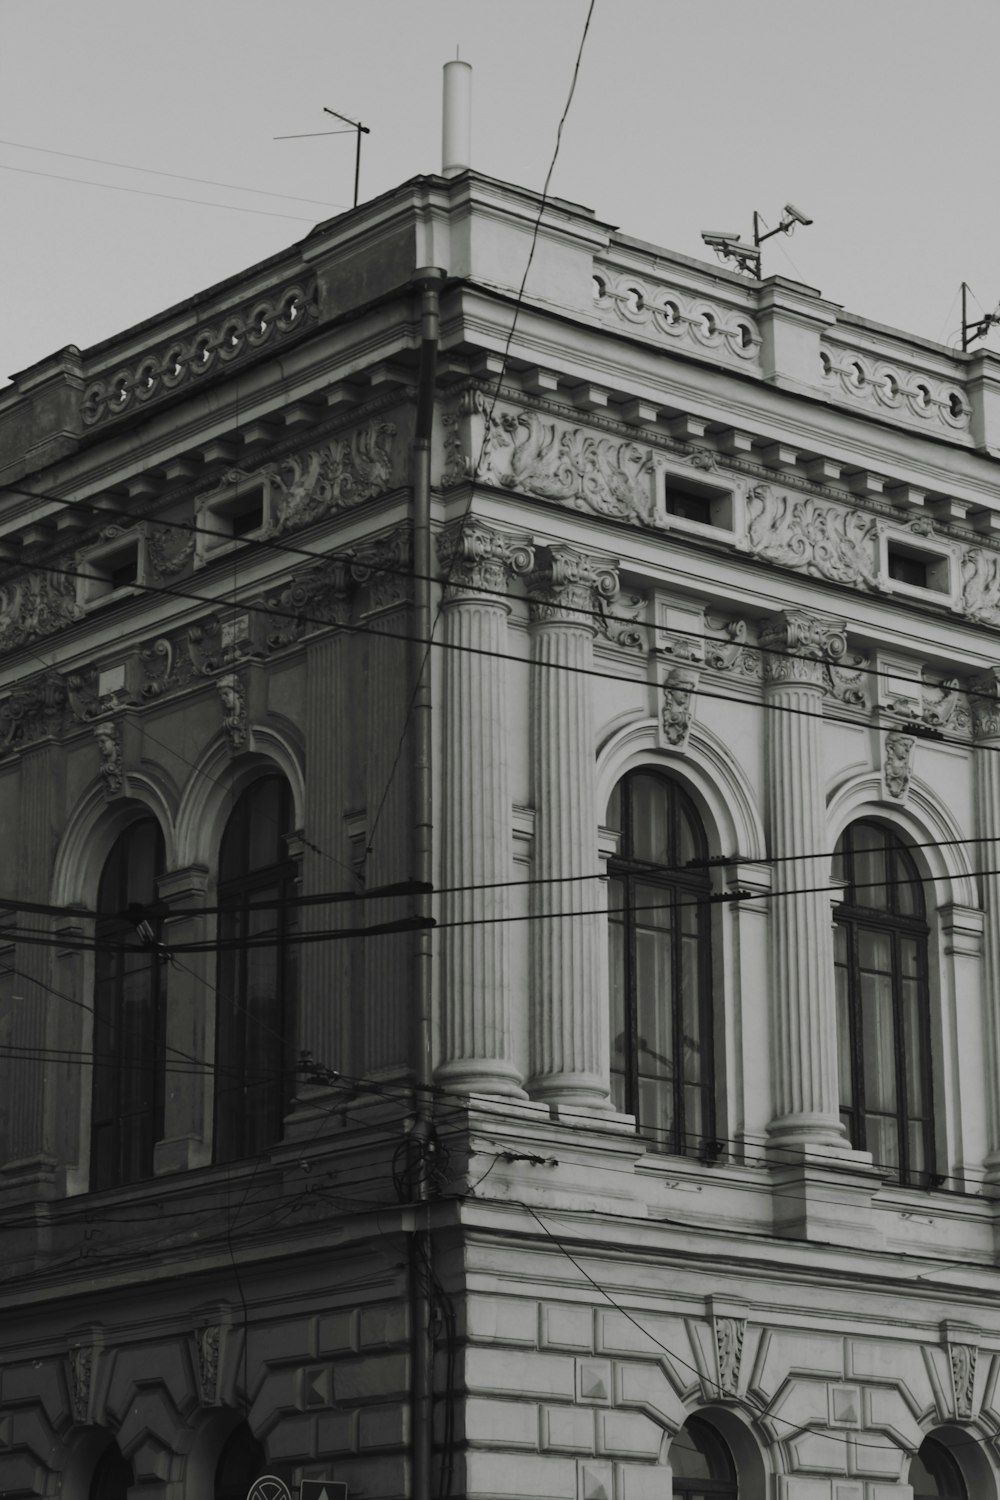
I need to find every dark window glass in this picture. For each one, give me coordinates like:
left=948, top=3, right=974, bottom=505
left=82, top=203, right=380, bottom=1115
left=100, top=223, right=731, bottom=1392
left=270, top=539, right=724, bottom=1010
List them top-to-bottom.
left=888, top=548, right=928, bottom=588
left=608, top=771, right=714, bottom=1156
left=215, top=776, right=297, bottom=1164
left=91, top=818, right=165, bottom=1192
left=834, top=820, right=933, bottom=1186
left=671, top=1417, right=737, bottom=1498
left=215, top=1422, right=266, bottom=1500
left=910, top=1437, right=967, bottom=1499
left=90, top=1443, right=133, bottom=1500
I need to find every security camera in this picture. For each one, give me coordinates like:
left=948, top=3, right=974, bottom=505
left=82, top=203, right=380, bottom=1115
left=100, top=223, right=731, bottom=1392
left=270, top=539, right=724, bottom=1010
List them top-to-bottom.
left=783, top=203, right=813, bottom=227
left=700, top=230, right=741, bottom=249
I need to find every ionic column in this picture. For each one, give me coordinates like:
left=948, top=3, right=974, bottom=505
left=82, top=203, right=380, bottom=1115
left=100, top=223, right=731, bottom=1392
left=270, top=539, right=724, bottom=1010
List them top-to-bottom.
left=435, top=522, right=533, bottom=1097
left=526, top=545, right=617, bottom=1109
left=763, top=610, right=852, bottom=1156
left=971, top=671, right=1000, bottom=1185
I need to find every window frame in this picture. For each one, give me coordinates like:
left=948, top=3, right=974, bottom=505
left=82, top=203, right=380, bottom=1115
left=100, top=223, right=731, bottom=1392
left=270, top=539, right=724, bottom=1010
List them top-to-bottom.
left=607, top=768, right=716, bottom=1157
left=213, top=775, right=297, bottom=1164
left=90, top=816, right=166, bottom=1193
left=833, top=819, right=935, bottom=1187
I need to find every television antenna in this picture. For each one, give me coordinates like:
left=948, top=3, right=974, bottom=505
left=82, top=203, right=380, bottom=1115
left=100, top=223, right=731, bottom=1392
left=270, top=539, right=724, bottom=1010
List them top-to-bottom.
left=274, top=106, right=370, bottom=209
left=700, top=203, right=813, bottom=280
left=960, top=282, right=1000, bottom=352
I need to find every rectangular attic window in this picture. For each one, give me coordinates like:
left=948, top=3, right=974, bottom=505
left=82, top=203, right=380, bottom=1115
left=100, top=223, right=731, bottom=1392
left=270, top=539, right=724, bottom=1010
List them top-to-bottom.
left=662, top=473, right=734, bottom=533
left=198, top=485, right=268, bottom=562
left=80, top=538, right=142, bottom=605
left=886, top=541, right=949, bottom=594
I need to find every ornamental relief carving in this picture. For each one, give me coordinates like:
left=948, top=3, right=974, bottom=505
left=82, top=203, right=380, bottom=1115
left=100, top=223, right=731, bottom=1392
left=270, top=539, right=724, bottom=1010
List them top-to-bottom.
left=591, top=267, right=761, bottom=365
left=81, top=281, right=317, bottom=426
left=477, top=393, right=656, bottom=525
left=261, top=420, right=397, bottom=537
left=747, top=485, right=880, bottom=591
left=436, top=519, right=534, bottom=598
left=528, top=546, right=620, bottom=627
left=961, top=548, right=1000, bottom=626
left=0, top=568, right=84, bottom=655
left=760, top=610, right=848, bottom=689
left=661, top=667, right=698, bottom=747
left=883, top=731, right=914, bottom=800
left=713, top=1316, right=746, bottom=1397
left=950, top=1342, right=977, bottom=1419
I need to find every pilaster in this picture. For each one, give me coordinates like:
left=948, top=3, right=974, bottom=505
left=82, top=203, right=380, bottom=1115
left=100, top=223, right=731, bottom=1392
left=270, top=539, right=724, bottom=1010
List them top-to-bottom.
left=436, top=521, right=533, bottom=1097
left=526, top=545, right=618, bottom=1110
left=762, top=610, right=858, bottom=1161
left=971, top=670, right=1000, bottom=1187
left=154, top=865, right=212, bottom=1175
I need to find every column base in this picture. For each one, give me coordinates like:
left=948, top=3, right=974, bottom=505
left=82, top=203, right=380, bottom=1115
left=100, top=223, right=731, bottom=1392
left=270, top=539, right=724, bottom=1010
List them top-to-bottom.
left=434, top=1057, right=528, bottom=1099
left=526, top=1073, right=614, bottom=1112
left=766, top=1111, right=860, bottom=1162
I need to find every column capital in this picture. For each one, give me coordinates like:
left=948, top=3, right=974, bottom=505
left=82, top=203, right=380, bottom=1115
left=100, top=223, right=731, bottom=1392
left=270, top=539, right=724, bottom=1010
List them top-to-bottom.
left=436, top=519, right=534, bottom=601
left=527, top=544, right=619, bottom=627
left=760, top=608, right=848, bottom=688
left=970, top=667, right=1000, bottom=740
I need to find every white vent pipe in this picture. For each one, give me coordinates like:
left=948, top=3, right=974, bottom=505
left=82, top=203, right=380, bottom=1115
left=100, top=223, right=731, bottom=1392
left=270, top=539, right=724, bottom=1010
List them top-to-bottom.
left=442, top=59, right=472, bottom=177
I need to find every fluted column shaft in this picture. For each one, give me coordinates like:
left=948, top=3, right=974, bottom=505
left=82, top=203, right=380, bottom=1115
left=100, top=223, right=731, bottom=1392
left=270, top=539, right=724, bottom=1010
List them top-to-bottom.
left=436, top=524, right=532, bottom=1096
left=526, top=547, right=617, bottom=1108
left=764, top=611, right=849, bottom=1153
left=972, top=672, right=1000, bottom=1183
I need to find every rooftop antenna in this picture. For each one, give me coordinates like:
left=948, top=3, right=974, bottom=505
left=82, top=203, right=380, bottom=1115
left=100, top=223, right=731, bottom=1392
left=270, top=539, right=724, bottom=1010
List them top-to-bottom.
left=273, top=106, right=370, bottom=209
left=700, top=203, right=813, bottom=279
left=961, top=282, right=1000, bottom=352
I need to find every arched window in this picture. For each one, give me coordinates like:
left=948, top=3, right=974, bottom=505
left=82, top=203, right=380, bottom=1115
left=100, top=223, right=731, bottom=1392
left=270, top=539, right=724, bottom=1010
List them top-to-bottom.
left=607, top=770, right=714, bottom=1155
left=214, top=775, right=297, bottom=1163
left=91, top=817, right=165, bottom=1192
left=833, top=820, right=933, bottom=1185
left=671, top=1416, right=738, bottom=1499
left=214, top=1421, right=266, bottom=1500
left=910, top=1436, right=968, bottom=1499
left=89, top=1441, right=133, bottom=1500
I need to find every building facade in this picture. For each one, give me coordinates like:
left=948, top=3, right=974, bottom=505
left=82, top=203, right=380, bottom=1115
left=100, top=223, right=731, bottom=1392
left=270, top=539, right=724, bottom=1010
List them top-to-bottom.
left=3, top=164, right=1000, bottom=1499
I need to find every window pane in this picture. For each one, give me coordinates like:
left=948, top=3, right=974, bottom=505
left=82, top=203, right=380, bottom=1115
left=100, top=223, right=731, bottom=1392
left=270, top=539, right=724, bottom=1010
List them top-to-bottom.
left=630, top=775, right=669, bottom=863
left=853, top=825, right=889, bottom=909
left=858, top=928, right=892, bottom=973
left=835, top=942, right=853, bottom=1112
left=861, top=971, right=897, bottom=1112
left=865, top=1112, right=900, bottom=1177
left=907, top=1119, right=927, bottom=1184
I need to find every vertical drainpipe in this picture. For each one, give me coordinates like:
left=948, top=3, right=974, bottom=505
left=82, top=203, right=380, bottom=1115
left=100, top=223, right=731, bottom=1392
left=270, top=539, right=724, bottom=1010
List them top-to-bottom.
left=410, top=263, right=445, bottom=1500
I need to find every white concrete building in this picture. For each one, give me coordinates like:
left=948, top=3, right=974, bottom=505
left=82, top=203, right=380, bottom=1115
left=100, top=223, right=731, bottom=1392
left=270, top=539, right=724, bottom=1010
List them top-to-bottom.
left=2, top=133, right=1000, bottom=1500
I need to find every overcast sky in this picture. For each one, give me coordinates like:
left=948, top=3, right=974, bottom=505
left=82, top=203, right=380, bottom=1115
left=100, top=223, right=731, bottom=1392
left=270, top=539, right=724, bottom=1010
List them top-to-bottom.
left=3, top=0, right=999, bottom=385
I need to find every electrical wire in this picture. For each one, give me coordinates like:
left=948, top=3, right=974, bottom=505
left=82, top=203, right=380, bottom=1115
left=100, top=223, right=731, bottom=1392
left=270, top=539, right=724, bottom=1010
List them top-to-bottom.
left=0, top=137, right=348, bottom=209
left=0, top=161, right=320, bottom=222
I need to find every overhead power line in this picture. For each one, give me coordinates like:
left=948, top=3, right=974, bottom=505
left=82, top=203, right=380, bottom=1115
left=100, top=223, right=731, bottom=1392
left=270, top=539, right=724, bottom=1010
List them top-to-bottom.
left=0, top=137, right=348, bottom=208
left=0, top=161, right=320, bottom=223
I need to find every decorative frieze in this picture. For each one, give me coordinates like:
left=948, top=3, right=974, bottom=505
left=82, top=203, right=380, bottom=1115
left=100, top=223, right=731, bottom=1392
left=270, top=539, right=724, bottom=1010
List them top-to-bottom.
left=80, top=280, right=317, bottom=427
left=479, top=396, right=656, bottom=525
left=262, top=420, right=397, bottom=536
left=747, top=486, right=880, bottom=591
left=264, top=557, right=352, bottom=649
left=0, top=568, right=84, bottom=655
left=704, top=617, right=760, bottom=679
left=0, top=675, right=66, bottom=751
